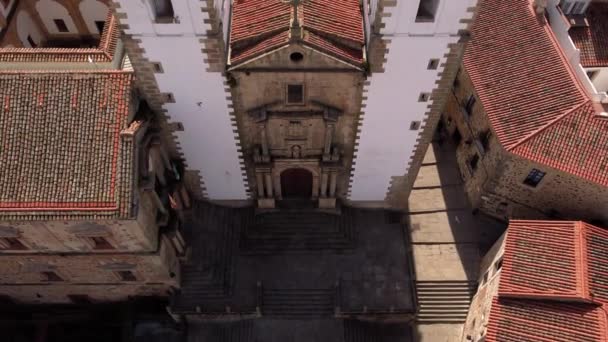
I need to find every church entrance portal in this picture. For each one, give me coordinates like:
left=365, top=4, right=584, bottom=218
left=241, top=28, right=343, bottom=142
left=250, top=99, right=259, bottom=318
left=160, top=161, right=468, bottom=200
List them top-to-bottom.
left=280, top=168, right=313, bottom=198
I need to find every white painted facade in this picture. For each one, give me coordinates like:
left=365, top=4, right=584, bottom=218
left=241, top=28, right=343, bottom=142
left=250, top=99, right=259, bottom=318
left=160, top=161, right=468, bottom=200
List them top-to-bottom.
left=35, top=0, right=79, bottom=35
left=79, top=0, right=110, bottom=35
left=114, top=0, right=247, bottom=201
left=349, top=0, right=475, bottom=202
left=547, top=0, right=608, bottom=103
left=16, top=10, right=42, bottom=47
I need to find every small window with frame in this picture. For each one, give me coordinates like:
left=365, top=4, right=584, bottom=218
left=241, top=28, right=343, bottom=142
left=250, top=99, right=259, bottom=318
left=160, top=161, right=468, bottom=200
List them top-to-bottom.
left=415, top=0, right=440, bottom=22
left=54, top=19, right=69, bottom=33
left=95, top=20, right=105, bottom=34
left=286, top=84, right=304, bottom=104
left=523, top=168, right=546, bottom=187
left=87, top=236, right=115, bottom=250
left=0, top=237, right=27, bottom=250
left=116, top=270, right=137, bottom=281
left=41, top=271, right=64, bottom=282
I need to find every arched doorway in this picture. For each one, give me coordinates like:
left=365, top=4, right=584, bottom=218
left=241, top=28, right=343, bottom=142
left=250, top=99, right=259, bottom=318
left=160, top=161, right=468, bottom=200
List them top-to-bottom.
left=280, top=168, right=313, bottom=198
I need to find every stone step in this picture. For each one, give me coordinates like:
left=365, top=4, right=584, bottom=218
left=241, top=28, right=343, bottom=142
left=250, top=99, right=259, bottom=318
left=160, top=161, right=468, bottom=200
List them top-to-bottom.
left=415, top=280, right=476, bottom=323
left=262, top=289, right=335, bottom=318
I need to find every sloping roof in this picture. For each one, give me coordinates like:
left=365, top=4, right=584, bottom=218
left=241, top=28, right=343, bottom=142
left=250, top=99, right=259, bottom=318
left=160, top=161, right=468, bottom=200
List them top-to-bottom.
left=229, top=0, right=364, bottom=66
left=464, top=0, right=608, bottom=186
left=569, top=2, right=608, bottom=68
left=0, top=12, right=120, bottom=63
left=0, top=71, right=136, bottom=219
left=486, top=220, right=608, bottom=341
left=499, top=220, right=608, bottom=304
left=499, top=221, right=588, bottom=300
left=486, top=297, right=607, bottom=342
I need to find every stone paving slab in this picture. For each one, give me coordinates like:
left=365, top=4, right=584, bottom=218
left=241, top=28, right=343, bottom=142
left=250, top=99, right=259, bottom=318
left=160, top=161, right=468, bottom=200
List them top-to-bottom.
left=412, top=164, right=462, bottom=189
left=407, top=187, right=469, bottom=213
left=409, top=211, right=480, bottom=244
left=412, top=244, right=479, bottom=281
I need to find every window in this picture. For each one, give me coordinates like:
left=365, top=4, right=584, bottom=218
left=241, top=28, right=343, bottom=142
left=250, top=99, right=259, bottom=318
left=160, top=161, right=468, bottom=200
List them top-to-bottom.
left=151, top=0, right=175, bottom=23
left=416, top=0, right=439, bottom=22
left=560, top=1, right=587, bottom=14
left=571, top=1, right=586, bottom=14
left=54, top=19, right=69, bottom=33
left=95, top=20, right=105, bottom=34
left=27, top=35, right=37, bottom=48
left=290, top=52, right=304, bottom=63
left=427, top=58, right=440, bottom=70
left=152, top=62, right=164, bottom=73
left=587, top=70, right=599, bottom=81
left=286, top=84, right=304, bottom=104
left=418, top=92, right=431, bottom=102
left=463, top=94, right=476, bottom=116
left=410, top=121, right=421, bottom=130
left=452, top=128, right=462, bottom=145
left=479, top=130, right=491, bottom=151
left=468, top=154, right=479, bottom=174
left=523, top=168, right=546, bottom=187
left=89, top=236, right=114, bottom=250
left=0, top=237, right=27, bottom=250
left=494, top=258, right=503, bottom=273
left=116, top=270, right=137, bottom=281
left=41, top=271, right=63, bottom=282
left=480, top=271, right=489, bottom=285
left=68, top=295, right=92, bottom=305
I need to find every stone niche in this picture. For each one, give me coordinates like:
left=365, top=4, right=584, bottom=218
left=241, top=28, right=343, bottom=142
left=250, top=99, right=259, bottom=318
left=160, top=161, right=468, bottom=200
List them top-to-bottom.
left=249, top=102, right=342, bottom=209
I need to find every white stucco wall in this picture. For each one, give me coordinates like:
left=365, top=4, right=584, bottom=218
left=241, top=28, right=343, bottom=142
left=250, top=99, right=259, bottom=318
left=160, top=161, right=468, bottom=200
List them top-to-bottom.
left=0, top=0, right=15, bottom=17
left=35, top=0, right=78, bottom=35
left=79, top=0, right=109, bottom=34
left=114, top=0, right=247, bottom=200
left=350, top=0, right=475, bottom=202
left=547, top=0, right=608, bottom=103
left=16, top=11, right=42, bottom=47
left=588, top=68, right=608, bottom=94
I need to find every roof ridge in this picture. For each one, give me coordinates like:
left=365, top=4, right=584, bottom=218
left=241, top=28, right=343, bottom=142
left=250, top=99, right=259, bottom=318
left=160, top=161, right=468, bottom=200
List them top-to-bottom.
left=507, top=101, right=591, bottom=151
left=576, top=221, right=591, bottom=301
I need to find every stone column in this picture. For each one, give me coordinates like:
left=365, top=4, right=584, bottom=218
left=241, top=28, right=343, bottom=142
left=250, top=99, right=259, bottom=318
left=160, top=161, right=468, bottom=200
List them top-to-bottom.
left=323, top=124, right=334, bottom=160
left=260, top=125, right=269, bottom=157
left=320, top=171, right=329, bottom=197
left=255, top=172, right=265, bottom=197
left=329, top=172, right=338, bottom=197
left=264, top=173, right=274, bottom=197
left=312, top=175, right=319, bottom=198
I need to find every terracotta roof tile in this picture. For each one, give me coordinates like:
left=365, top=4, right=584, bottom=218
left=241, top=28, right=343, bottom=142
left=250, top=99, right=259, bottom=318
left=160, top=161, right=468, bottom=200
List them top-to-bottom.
left=229, top=0, right=364, bottom=66
left=465, top=0, right=608, bottom=187
left=569, top=2, right=608, bottom=68
left=0, top=12, right=119, bottom=63
left=0, top=71, right=134, bottom=218
left=499, top=220, right=588, bottom=300
left=586, top=223, right=608, bottom=304
left=486, top=297, right=607, bottom=342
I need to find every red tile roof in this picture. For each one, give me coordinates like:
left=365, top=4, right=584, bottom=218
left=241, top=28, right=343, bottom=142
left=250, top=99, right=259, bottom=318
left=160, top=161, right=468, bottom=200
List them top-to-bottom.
left=229, top=0, right=364, bottom=66
left=465, top=0, right=608, bottom=186
left=569, top=2, right=608, bottom=68
left=0, top=12, right=119, bottom=63
left=0, top=71, right=136, bottom=219
left=485, top=220, right=608, bottom=341
left=499, top=221, right=589, bottom=301
left=486, top=297, right=608, bottom=342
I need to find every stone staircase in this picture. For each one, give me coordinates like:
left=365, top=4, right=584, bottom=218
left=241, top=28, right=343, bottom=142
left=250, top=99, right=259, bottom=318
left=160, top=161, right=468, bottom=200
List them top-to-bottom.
left=171, top=202, right=251, bottom=312
left=240, top=208, right=357, bottom=254
left=415, top=280, right=477, bottom=323
left=262, top=288, right=336, bottom=318
left=193, top=320, right=254, bottom=342
left=343, top=320, right=412, bottom=342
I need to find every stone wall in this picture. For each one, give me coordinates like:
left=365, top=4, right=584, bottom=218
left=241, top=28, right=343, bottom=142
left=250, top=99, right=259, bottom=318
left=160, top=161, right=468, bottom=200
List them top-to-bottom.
left=230, top=45, right=364, bottom=201
left=445, top=68, right=608, bottom=225
left=461, top=233, right=505, bottom=341
left=0, top=237, right=179, bottom=304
